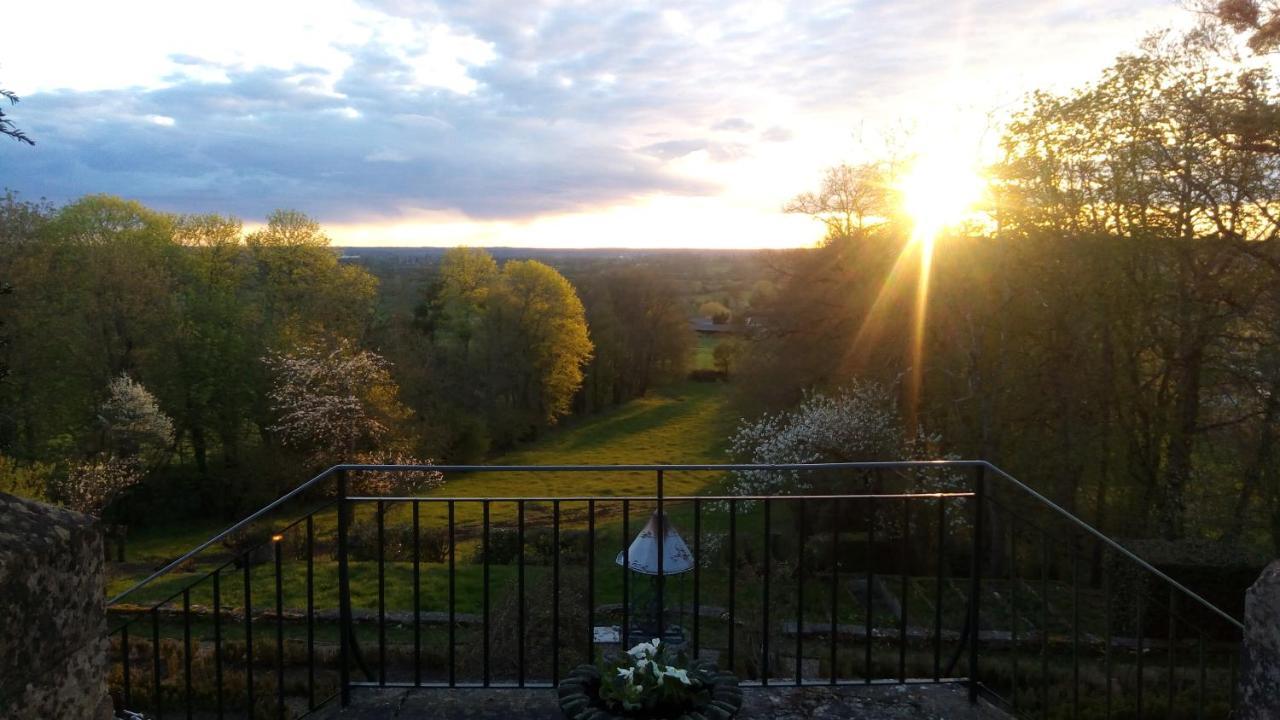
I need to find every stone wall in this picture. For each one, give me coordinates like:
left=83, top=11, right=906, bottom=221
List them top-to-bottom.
left=0, top=492, right=112, bottom=719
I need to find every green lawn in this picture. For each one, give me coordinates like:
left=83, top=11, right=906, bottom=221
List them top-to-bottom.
left=110, top=379, right=738, bottom=600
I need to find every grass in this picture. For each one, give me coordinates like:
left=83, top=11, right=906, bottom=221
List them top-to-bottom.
left=110, top=379, right=738, bottom=594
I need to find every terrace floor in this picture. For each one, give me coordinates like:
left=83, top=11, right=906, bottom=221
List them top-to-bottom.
left=316, top=683, right=1010, bottom=719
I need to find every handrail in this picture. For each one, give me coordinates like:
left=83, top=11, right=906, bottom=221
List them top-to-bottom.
left=107, top=458, right=1246, bottom=633
left=103, top=460, right=973, bottom=607
left=334, top=460, right=986, bottom=472
left=980, top=460, right=1245, bottom=631
left=107, top=466, right=336, bottom=606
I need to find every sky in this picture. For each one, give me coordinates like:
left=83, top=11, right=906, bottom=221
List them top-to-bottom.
left=2, top=0, right=1187, bottom=248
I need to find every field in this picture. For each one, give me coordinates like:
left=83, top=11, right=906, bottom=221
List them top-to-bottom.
left=108, top=376, right=738, bottom=602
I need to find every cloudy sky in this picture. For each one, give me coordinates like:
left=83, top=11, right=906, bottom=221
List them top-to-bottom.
left=3, top=0, right=1185, bottom=248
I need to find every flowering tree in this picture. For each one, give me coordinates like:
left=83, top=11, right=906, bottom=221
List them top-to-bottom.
left=264, top=339, right=443, bottom=494
left=264, top=340, right=402, bottom=459
left=98, top=373, right=175, bottom=464
left=54, top=374, right=174, bottom=517
left=729, top=380, right=957, bottom=496
left=54, top=457, right=142, bottom=517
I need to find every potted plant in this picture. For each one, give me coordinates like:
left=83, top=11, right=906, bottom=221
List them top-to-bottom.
left=558, top=639, right=743, bottom=720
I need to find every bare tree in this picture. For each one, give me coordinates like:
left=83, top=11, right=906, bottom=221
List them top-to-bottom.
left=1, top=88, right=33, bottom=146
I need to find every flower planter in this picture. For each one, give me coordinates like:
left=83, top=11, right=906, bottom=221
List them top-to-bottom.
left=557, top=661, right=744, bottom=720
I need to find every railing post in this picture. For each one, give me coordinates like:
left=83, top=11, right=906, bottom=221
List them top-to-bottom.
left=968, top=464, right=986, bottom=703
left=656, top=468, right=665, bottom=640
left=336, top=469, right=351, bottom=707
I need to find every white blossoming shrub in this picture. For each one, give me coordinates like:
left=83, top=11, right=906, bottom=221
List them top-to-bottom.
left=264, top=339, right=400, bottom=458
left=265, top=339, right=446, bottom=495
left=99, top=373, right=174, bottom=463
left=728, top=380, right=967, bottom=527
left=55, top=456, right=143, bottom=517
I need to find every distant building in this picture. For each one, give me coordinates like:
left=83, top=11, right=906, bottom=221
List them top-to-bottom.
left=689, top=317, right=740, bottom=335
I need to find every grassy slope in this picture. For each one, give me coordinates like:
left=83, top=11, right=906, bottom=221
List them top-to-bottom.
left=109, top=379, right=738, bottom=602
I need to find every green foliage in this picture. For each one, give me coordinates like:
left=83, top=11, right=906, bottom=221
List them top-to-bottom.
left=742, top=35, right=1280, bottom=551
left=0, top=195, right=382, bottom=509
left=413, top=248, right=594, bottom=451
left=576, top=266, right=694, bottom=413
left=0, top=455, right=54, bottom=501
left=596, top=639, right=715, bottom=715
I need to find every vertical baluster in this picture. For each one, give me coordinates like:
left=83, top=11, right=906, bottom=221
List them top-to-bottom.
left=968, top=465, right=986, bottom=703
left=336, top=469, right=350, bottom=706
left=656, top=470, right=665, bottom=641
left=865, top=496, right=875, bottom=683
left=830, top=497, right=839, bottom=685
left=899, top=497, right=909, bottom=684
left=934, top=497, right=946, bottom=682
left=553, top=498, right=562, bottom=685
left=692, top=498, right=701, bottom=658
left=728, top=498, right=737, bottom=673
left=762, top=498, right=771, bottom=686
left=796, top=498, right=805, bottom=686
left=483, top=499, right=491, bottom=687
left=518, top=499, right=525, bottom=687
left=588, top=499, right=596, bottom=663
left=622, top=499, right=630, bottom=649
left=377, top=500, right=386, bottom=686
left=448, top=500, right=456, bottom=688
left=412, top=501, right=420, bottom=688
left=306, top=515, right=315, bottom=709
left=1010, top=522, right=1019, bottom=712
left=1040, top=532, right=1048, bottom=720
left=274, top=537, right=284, bottom=720
left=1072, top=539, right=1080, bottom=720
left=1104, top=548, right=1112, bottom=720
left=245, top=559, right=254, bottom=715
left=213, top=571, right=222, bottom=718
left=1137, top=586, right=1145, bottom=718
left=183, top=589, right=192, bottom=720
left=1167, top=589, right=1177, bottom=720
left=152, top=608, right=163, bottom=719
left=121, top=622, right=133, bottom=707
left=122, top=625, right=132, bottom=710
left=1196, top=631, right=1205, bottom=720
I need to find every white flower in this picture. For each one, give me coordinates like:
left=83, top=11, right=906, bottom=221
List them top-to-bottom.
left=627, top=640, right=657, bottom=658
left=616, top=667, right=634, bottom=680
left=664, top=667, right=691, bottom=685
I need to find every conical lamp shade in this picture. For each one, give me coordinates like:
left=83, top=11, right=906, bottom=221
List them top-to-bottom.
left=615, top=510, right=694, bottom=576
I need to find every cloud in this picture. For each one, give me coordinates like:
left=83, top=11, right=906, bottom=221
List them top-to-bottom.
left=4, top=0, right=1182, bottom=229
left=713, top=117, right=754, bottom=132
left=761, top=126, right=792, bottom=143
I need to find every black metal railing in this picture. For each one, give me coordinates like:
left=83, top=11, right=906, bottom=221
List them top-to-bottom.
left=101, top=461, right=1245, bottom=719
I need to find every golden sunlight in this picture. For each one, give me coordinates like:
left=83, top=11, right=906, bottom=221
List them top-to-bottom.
left=896, top=149, right=986, bottom=242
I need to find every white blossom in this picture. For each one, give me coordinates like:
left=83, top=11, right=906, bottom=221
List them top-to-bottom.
left=728, top=380, right=966, bottom=522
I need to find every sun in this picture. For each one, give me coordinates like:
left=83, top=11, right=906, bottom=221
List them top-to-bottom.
left=895, top=150, right=986, bottom=241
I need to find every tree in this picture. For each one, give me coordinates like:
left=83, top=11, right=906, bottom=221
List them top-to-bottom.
left=1204, top=0, right=1280, bottom=53
left=993, top=34, right=1280, bottom=538
left=0, top=88, right=33, bottom=146
left=783, top=163, right=891, bottom=240
left=481, top=259, right=593, bottom=439
left=698, top=301, right=731, bottom=324
left=712, top=337, right=744, bottom=378
left=264, top=339, right=406, bottom=463
left=97, top=373, right=174, bottom=465
left=52, top=374, right=173, bottom=517
left=729, top=380, right=959, bottom=503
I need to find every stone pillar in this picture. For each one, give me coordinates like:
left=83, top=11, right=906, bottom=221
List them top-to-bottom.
left=0, top=492, right=113, bottom=720
left=1239, top=559, right=1280, bottom=719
